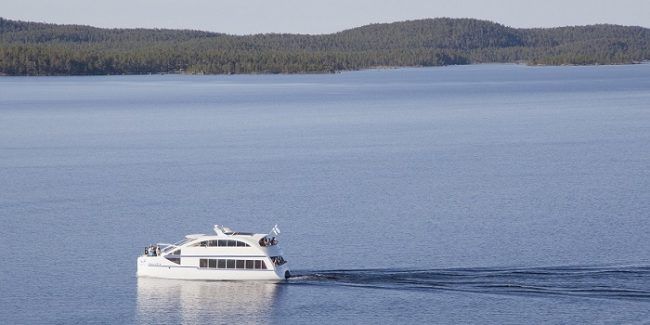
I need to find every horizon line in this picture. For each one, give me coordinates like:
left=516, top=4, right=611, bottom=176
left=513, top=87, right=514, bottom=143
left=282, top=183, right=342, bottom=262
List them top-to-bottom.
left=2, top=16, right=648, bottom=37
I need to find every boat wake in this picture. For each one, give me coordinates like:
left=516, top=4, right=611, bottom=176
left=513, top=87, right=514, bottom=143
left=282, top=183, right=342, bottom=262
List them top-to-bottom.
left=286, top=264, right=650, bottom=301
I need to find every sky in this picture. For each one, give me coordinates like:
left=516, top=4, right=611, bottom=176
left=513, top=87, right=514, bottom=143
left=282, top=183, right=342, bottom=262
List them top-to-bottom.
left=3, top=0, right=650, bottom=35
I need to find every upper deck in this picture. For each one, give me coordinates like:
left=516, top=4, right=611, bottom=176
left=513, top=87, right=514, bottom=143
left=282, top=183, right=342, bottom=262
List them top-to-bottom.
left=149, top=224, right=283, bottom=258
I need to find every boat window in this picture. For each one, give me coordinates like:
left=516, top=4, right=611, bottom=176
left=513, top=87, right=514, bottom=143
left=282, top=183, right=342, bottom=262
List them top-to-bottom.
left=194, top=240, right=249, bottom=247
left=163, top=249, right=181, bottom=264
left=165, top=256, right=181, bottom=265
left=200, top=259, right=266, bottom=270
left=217, top=259, right=226, bottom=268
left=236, top=260, right=245, bottom=269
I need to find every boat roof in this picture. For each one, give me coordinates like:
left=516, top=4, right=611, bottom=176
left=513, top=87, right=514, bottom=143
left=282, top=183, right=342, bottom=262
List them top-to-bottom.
left=212, top=224, right=273, bottom=239
left=176, top=225, right=276, bottom=242
left=192, top=232, right=268, bottom=240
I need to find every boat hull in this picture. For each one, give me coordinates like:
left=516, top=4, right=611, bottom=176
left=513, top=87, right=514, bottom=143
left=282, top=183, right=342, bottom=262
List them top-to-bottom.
left=136, top=256, right=289, bottom=281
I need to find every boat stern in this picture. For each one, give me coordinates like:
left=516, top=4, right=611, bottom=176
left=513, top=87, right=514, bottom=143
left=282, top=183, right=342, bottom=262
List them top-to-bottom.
left=274, top=262, right=291, bottom=280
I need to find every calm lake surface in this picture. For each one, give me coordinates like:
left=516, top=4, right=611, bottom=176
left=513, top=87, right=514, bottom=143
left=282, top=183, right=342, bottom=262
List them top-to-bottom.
left=1, top=64, right=649, bottom=324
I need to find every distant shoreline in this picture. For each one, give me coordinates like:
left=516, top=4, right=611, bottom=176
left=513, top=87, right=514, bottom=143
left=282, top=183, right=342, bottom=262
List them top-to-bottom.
left=1, top=16, right=649, bottom=76
left=2, top=62, right=650, bottom=78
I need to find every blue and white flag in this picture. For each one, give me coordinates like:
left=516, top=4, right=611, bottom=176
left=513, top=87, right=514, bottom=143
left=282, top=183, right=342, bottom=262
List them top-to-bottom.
left=271, top=224, right=281, bottom=236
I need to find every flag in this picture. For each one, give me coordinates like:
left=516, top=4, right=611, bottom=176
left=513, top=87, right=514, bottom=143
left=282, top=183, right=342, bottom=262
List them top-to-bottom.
left=271, top=224, right=281, bottom=236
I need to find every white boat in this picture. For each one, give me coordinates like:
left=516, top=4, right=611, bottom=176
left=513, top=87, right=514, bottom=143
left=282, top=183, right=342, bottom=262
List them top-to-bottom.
left=137, top=225, right=290, bottom=281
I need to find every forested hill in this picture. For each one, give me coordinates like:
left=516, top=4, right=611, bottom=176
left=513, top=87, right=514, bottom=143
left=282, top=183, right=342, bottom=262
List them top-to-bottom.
left=1, top=17, right=649, bottom=75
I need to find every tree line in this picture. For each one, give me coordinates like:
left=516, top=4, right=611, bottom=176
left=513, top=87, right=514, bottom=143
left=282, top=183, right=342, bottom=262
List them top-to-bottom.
left=0, top=17, right=648, bottom=75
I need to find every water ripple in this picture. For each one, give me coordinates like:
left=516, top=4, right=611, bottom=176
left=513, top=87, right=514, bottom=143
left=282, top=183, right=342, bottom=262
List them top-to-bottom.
left=287, top=265, right=650, bottom=301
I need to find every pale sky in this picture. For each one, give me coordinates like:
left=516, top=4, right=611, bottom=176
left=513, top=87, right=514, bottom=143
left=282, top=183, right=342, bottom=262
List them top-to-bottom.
left=3, top=0, right=649, bottom=35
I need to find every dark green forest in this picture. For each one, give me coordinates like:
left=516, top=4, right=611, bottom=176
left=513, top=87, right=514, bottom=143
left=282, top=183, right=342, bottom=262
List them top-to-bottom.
left=1, top=17, right=649, bottom=75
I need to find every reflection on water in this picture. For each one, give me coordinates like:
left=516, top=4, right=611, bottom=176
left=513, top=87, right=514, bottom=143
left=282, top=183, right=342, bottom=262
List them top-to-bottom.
left=136, top=278, right=284, bottom=324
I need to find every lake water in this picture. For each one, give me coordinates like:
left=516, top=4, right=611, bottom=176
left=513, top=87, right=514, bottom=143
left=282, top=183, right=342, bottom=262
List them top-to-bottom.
left=1, top=64, right=649, bottom=324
